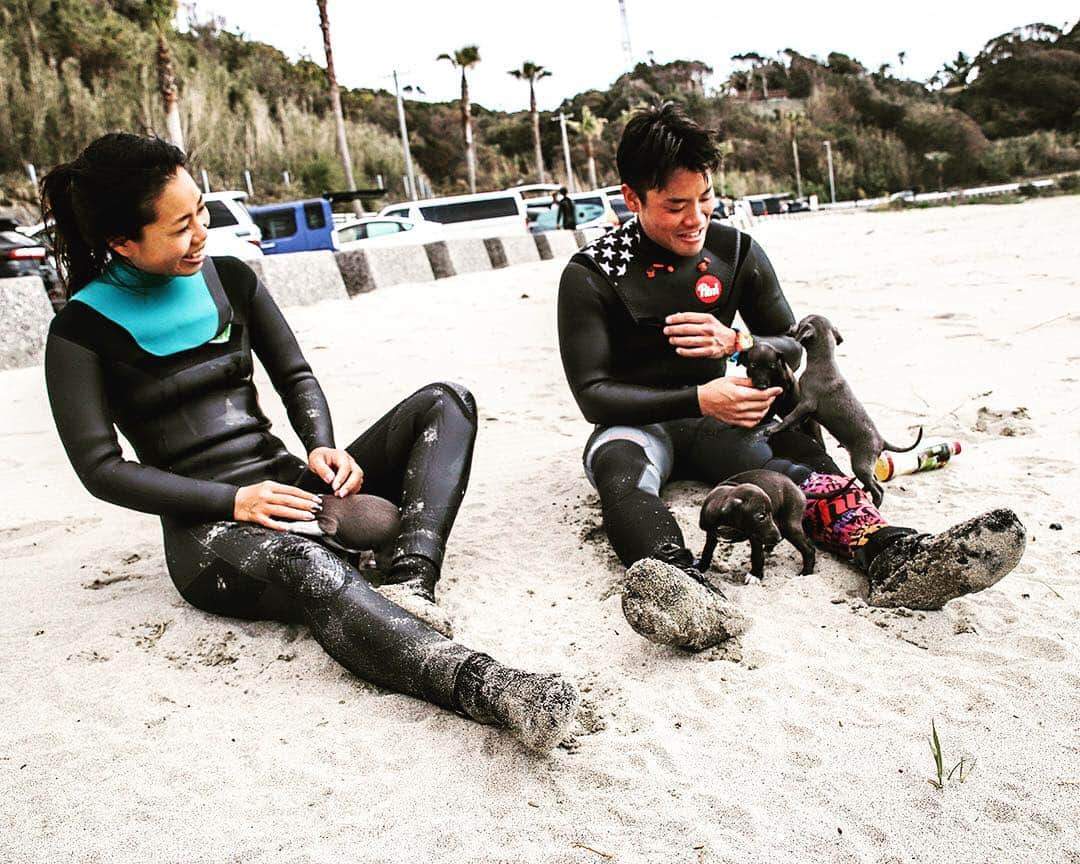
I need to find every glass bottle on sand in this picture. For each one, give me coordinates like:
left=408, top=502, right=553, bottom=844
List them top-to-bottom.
left=874, top=441, right=962, bottom=482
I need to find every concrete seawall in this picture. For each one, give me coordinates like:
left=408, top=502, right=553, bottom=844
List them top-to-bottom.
left=249, top=251, right=349, bottom=306
left=0, top=276, right=52, bottom=370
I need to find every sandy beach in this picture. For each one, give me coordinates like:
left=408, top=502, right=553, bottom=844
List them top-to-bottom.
left=2, top=195, right=1078, bottom=863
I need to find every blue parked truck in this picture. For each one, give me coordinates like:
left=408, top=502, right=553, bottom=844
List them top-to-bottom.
left=248, top=198, right=336, bottom=255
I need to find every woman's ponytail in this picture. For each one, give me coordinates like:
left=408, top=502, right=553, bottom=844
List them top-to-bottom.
left=41, top=163, right=101, bottom=296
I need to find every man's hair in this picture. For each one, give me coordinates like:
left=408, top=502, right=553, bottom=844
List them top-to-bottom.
left=616, top=102, right=721, bottom=200
left=558, top=186, right=568, bottom=196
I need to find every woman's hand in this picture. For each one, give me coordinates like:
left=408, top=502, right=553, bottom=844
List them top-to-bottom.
left=663, top=312, right=738, bottom=358
left=308, top=447, right=364, bottom=497
left=233, top=482, right=323, bottom=531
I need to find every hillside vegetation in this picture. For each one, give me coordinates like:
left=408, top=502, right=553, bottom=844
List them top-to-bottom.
left=1, top=1, right=1077, bottom=212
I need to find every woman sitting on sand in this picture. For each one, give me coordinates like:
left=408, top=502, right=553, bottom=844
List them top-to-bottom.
left=41, top=132, right=577, bottom=753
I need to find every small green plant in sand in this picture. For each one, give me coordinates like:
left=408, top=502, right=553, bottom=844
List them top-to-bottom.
left=928, top=719, right=976, bottom=790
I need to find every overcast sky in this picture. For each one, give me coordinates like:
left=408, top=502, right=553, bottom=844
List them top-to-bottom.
left=180, top=1, right=1076, bottom=112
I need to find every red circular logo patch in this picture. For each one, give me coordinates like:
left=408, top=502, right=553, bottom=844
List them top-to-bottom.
left=695, top=274, right=723, bottom=304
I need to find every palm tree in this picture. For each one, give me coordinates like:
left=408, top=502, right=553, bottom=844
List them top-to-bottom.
left=144, top=0, right=183, bottom=150
left=316, top=0, right=362, bottom=215
left=438, top=45, right=481, bottom=194
left=940, top=51, right=974, bottom=88
left=509, top=61, right=551, bottom=183
left=567, top=105, right=607, bottom=190
left=784, top=112, right=804, bottom=198
left=716, top=140, right=735, bottom=197
left=924, top=151, right=951, bottom=190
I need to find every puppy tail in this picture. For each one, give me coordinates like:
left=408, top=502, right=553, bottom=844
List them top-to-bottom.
left=884, top=426, right=924, bottom=454
left=803, top=476, right=859, bottom=501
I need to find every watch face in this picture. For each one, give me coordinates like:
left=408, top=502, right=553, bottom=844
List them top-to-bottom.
left=694, top=274, right=722, bottom=304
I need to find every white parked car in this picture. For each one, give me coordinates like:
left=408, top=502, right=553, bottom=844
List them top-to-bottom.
left=380, top=190, right=528, bottom=237
left=203, top=191, right=263, bottom=260
left=334, top=216, right=444, bottom=249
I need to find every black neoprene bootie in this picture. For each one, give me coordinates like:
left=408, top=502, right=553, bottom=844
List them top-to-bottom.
left=865, top=508, right=1026, bottom=610
left=621, top=545, right=750, bottom=653
left=377, top=556, right=453, bottom=638
left=453, top=653, right=580, bottom=753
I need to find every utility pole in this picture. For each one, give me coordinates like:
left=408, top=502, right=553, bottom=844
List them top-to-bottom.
left=617, top=0, right=633, bottom=71
left=393, top=70, right=418, bottom=201
left=557, top=112, right=575, bottom=192
left=823, top=140, right=836, bottom=204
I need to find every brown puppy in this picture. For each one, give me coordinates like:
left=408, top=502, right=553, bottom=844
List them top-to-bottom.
left=764, top=314, right=922, bottom=507
left=737, top=340, right=824, bottom=446
left=698, top=469, right=854, bottom=581
left=285, top=494, right=401, bottom=555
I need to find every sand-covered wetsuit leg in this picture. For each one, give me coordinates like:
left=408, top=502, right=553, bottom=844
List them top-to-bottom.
left=296, top=382, right=476, bottom=591
left=586, top=418, right=843, bottom=568
left=163, top=521, right=578, bottom=752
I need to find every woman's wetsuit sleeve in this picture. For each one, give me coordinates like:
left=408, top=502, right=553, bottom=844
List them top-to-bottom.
left=558, top=260, right=701, bottom=426
left=247, top=278, right=336, bottom=453
left=44, top=334, right=239, bottom=521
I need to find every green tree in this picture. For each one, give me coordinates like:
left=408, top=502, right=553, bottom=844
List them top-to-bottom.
left=438, top=45, right=481, bottom=193
left=731, top=52, right=767, bottom=98
left=509, top=61, right=551, bottom=183
left=567, top=105, right=607, bottom=189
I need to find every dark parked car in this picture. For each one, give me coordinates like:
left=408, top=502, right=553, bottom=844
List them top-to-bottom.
left=1, top=229, right=64, bottom=311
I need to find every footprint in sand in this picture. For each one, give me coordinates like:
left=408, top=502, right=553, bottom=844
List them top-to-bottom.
left=973, top=406, right=1034, bottom=437
left=0, top=517, right=104, bottom=559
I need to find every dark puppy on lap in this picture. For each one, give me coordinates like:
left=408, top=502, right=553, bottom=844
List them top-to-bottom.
left=737, top=340, right=823, bottom=446
left=698, top=469, right=853, bottom=582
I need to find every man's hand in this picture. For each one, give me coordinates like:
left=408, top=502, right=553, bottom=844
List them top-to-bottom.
left=664, top=312, right=738, bottom=358
left=697, top=377, right=783, bottom=427
left=308, top=447, right=364, bottom=498
left=233, top=481, right=322, bottom=531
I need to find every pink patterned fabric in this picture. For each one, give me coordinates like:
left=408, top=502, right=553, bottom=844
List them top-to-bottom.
left=800, top=473, right=887, bottom=559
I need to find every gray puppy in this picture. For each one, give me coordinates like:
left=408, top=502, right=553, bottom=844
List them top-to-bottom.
left=764, top=314, right=922, bottom=506
left=697, top=469, right=855, bottom=582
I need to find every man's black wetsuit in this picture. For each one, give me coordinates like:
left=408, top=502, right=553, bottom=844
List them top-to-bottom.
left=557, top=217, right=841, bottom=567
left=46, top=256, right=482, bottom=709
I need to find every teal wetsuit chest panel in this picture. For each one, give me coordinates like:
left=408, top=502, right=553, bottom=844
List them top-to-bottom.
left=73, top=263, right=226, bottom=357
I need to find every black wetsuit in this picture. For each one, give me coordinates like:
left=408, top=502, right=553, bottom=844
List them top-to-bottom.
left=557, top=196, right=577, bottom=230
left=558, top=218, right=841, bottom=566
left=46, top=256, right=482, bottom=709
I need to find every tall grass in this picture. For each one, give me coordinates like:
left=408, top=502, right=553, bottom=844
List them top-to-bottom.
left=0, top=30, right=405, bottom=210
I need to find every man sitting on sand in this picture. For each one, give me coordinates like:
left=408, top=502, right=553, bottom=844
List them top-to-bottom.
left=556, top=103, right=1026, bottom=650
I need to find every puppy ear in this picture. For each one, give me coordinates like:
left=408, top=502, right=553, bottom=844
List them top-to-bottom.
left=831, top=324, right=844, bottom=345
left=736, top=352, right=749, bottom=367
